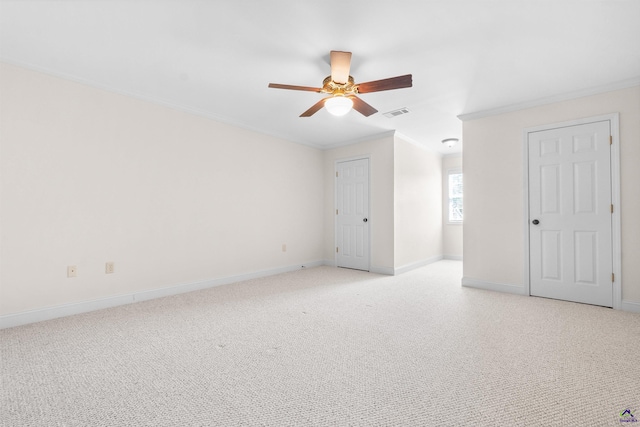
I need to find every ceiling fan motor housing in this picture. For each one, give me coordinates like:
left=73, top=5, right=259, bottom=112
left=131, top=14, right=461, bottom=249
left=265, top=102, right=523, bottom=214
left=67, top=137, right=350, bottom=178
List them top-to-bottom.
left=322, top=76, right=358, bottom=96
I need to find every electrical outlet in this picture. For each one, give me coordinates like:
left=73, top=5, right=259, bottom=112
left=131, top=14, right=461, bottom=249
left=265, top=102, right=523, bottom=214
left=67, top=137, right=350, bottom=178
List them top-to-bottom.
left=282, top=244, right=287, bottom=252
left=105, top=262, right=115, bottom=274
left=67, top=266, right=77, bottom=278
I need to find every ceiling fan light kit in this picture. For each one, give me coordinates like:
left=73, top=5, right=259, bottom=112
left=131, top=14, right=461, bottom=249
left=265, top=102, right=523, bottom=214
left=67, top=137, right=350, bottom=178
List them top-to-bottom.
left=269, top=51, right=412, bottom=118
left=325, top=95, right=353, bottom=116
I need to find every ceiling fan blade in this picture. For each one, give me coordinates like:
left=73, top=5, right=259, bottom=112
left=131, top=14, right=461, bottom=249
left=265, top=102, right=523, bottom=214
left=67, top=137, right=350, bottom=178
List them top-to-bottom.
left=330, top=51, right=352, bottom=84
left=356, top=74, right=413, bottom=94
left=268, top=83, right=322, bottom=92
left=349, top=96, right=378, bottom=117
left=300, top=98, right=328, bottom=117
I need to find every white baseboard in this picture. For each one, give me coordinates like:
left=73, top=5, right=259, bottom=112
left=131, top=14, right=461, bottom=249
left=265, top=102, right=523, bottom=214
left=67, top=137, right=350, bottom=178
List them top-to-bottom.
left=443, top=255, right=463, bottom=261
left=361, top=256, right=452, bottom=276
left=394, top=256, right=444, bottom=275
left=325, top=260, right=394, bottom=275
left=0, top=261, right=325, bottom=329
left=369, top=266, right=395, bottom=275
left=461, top=277, right=526, bottom=295
left=462, top=279, right=640, bottom=313
left=621, top=300, right=640, bottom=314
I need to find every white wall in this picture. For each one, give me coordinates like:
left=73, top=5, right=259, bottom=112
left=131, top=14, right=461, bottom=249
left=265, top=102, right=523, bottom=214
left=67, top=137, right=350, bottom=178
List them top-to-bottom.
left=0, top=63, right=324, bottom=317
left=1, top=63, right=454, bottom=324
left=462, top=86, right=640, bottom=304
left=323, top=133, right=444, bottom=274
left=323, top=135, right=395, bottom=272
left=394, top=136, right=443, bottom=269
left=442, top=155, right=463, bottom=259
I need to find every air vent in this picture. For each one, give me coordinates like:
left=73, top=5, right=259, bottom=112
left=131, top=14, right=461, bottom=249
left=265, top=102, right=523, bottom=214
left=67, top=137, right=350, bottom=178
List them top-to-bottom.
left=383, top=107, right=410, bottom=118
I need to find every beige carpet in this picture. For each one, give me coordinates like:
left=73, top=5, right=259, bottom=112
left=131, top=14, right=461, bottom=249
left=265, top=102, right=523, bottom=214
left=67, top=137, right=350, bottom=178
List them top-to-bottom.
left=1, top=261, right=639, bottom=426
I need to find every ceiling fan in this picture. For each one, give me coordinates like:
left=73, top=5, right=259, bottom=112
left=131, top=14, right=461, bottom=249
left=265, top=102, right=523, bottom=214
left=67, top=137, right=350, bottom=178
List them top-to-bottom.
left=268, top=51, right=412, bottom=117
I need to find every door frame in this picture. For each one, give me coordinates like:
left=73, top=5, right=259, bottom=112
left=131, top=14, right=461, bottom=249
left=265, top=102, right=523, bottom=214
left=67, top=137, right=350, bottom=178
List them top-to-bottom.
left=522, top=113, right=621, bottom=309
left=334, top=155, right=371, bottom=271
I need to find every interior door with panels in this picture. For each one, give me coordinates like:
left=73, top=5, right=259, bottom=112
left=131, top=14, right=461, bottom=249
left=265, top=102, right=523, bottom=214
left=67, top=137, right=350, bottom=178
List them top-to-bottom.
left=528, top=120, right=613, bottom=307
left=336, top=158, right=370, bottom=271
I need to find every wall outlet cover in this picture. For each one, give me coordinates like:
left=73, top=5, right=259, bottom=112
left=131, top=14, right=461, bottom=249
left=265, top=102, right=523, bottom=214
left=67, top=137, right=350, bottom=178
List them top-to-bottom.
left=67, top=266, right=77, bottom=278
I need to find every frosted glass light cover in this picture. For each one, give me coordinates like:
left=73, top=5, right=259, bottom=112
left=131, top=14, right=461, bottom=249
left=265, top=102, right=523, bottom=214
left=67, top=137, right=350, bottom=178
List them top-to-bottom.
left=325, top=96, right=353, bottom=116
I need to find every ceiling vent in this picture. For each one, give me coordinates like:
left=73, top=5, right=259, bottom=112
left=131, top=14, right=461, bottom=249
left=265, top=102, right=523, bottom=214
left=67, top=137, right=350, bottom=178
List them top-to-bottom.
left=383, top=107, right=410, bottom=118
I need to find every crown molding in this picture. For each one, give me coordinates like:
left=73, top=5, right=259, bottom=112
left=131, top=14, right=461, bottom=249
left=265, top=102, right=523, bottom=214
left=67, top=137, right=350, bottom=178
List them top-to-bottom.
left=0, top=58, right=326, bottom=150
left=457, top=77, right=640, bottom=122
left=319, top=129, right=397, bottom=150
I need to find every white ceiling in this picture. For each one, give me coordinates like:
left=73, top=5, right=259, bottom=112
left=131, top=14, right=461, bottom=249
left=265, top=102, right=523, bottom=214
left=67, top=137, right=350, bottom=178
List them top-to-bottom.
left=2, top=1, right=639, bottom=154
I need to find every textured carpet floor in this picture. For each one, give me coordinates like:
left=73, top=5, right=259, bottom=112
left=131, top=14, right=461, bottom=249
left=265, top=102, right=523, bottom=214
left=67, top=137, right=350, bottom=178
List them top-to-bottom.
left=1, top=261, right=639, bottom=426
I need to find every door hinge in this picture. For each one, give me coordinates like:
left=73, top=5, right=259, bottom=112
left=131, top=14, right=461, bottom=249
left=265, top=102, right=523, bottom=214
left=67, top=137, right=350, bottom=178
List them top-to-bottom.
left=610, top=135, right=613, bottom=145
left=336, top=171, right=338, bottom=177
left=611, top=204, right=614, bottom=214
left=336, top=209, right=338, bottom=215
left=336, top=247, right=339, bottom=253
left=612, top=273, right=615, bottom=282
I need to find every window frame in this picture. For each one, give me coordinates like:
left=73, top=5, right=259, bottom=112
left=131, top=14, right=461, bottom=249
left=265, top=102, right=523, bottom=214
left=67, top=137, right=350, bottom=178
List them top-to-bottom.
left=447, top=168, right=463, bottom=224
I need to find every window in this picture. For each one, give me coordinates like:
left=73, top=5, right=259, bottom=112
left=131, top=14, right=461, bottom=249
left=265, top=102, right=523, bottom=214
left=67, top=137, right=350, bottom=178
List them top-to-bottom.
left=448, top=170, right=463, bottom=222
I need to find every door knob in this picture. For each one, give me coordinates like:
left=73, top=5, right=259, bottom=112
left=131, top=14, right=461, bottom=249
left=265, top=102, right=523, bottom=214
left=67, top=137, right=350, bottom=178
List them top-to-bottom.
left=363, top=218, right=368, bottom=223
left=532, top=219, right=540, bottom=225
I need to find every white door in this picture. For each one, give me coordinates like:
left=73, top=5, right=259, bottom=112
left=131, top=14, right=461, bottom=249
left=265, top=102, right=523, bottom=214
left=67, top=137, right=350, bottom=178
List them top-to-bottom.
left=528, top=120, right=613, bottom=307
left=336, top=158, right=369, bottom=271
